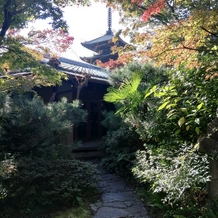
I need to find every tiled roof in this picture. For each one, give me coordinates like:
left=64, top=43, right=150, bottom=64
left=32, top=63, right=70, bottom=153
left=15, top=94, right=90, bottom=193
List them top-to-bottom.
left=82, top=32, right=114, bottom=46
left=80, top=53, right=118, bottom=65
left=1, top=57, right=109, bottom=83
left=56, top=57, right=109, bottom=82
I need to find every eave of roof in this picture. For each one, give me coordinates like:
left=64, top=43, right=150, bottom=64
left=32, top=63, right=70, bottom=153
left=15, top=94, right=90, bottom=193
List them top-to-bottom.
left=82, top=32, right=114, bottom=47
left=81, top=34, right=127, bottom=53
left=80, top=53, right=118, bottom=64
left=1, top=57, right=110, bottom=84
left=56, top=57, right=109, bottom=83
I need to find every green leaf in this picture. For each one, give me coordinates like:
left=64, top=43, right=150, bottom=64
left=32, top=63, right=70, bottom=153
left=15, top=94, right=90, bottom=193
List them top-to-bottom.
left=104, top=72, right=142, bottom=103
left=144, top=85, right=157, bottom=98
left=154, top=91, right=167, bottom=97
left=174, top=97, right=182, bottom=103
left=158, top=101, right=170, bottom=110
left=197, top=102, right=204, bottom=110
left=166, top=103, right=176, bottom=109
left=179, top=108, right=187, bottom=112
left=167, top=109, right=177, bottom=118
left=178, top=117, right=185, bottom=127
left=195, top=118, right=200, bottom=124
left=195, top=127, right=200, bottom=134
left=175, top=129, right=181, bottom=134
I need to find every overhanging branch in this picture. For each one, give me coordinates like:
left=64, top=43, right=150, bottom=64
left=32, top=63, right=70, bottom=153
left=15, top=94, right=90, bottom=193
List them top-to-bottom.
left=201, top=26, right=218, bottom=38
left=150, top=43, right=218, bottom=58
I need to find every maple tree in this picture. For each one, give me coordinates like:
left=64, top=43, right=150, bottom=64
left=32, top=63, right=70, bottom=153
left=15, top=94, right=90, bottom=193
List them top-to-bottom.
left=0, top=0, right=90, bottom=90
left=99, top=0, right=218, bottom=73
left=100, top=1, right=218, bottom=216
left=96, top=51, right=135, bottom=70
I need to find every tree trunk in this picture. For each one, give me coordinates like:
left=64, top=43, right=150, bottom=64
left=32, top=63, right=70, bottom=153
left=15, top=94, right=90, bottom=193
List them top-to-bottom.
left=0, top=0, right=13, bottom=37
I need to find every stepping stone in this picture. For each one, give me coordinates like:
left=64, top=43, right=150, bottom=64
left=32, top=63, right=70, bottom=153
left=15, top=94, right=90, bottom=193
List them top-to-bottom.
left=90, top=164, right=151, bottom=218
left=102, top=192, right=138, bottom=203
left=93, top=206, right=130, bottom=218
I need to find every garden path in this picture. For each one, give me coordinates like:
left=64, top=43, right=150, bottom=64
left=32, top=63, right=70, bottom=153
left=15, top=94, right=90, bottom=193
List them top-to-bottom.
left=90, top=164, right=151, bottom=218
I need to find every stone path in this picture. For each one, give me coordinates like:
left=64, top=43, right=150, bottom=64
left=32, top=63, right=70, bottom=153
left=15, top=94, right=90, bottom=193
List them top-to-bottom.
left=90, top=165, right=151, bottom=218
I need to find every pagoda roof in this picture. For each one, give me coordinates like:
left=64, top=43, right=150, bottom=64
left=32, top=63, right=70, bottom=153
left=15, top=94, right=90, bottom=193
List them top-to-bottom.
left=81, top=7, right=127, bottom=56
left=82, top=30, right=114, bottom=45
left=81, top=31, right=113, bottom=52
left=81, top=32, right=127, bottom=53
left=80, top=53, right=118, bottom=65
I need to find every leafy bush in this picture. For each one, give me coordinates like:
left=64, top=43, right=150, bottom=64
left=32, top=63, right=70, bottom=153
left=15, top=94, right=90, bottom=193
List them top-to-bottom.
left=104, top=62, right=218, bottom=217
left=0, top=92, right=100, bottom=217
left=0, top=93, right=86, bottom=160
left=101, top=110, right=142, bottom=180
left=132, top=143, right=210, bottom=204
left=0, top=158, right=100, bottom=217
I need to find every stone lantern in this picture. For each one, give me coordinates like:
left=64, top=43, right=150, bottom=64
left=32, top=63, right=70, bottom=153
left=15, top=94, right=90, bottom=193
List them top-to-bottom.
left=199, top=109, right=218, bottom=199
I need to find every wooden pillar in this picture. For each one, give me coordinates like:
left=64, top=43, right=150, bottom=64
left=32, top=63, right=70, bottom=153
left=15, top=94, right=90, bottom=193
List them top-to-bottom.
left=87, top=101, right=91, bottom=140
left=98, top=101, right=102, bottom=137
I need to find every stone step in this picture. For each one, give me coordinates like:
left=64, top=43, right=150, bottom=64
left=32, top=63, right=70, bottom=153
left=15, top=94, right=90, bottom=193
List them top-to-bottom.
left=72, top=139, right=104, bottom=159
left=72, top=150, right=104, bottom=159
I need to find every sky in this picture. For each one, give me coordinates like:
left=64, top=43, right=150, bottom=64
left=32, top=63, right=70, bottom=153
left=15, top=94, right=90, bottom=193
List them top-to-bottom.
left=29, top=1, right=124, bottom=61
left=62, top=1, right=124, bottom=60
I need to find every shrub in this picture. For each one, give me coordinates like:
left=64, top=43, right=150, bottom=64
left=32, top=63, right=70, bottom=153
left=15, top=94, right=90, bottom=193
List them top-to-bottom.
left=103, top=62, right=218, bottom=217
left=0, top=92, right=100, bottom=217
left=101, top=110, right=142, bottom=180
left=132, top=143, right=210, bottom=204
left=0, top=158, right=100, bottom=217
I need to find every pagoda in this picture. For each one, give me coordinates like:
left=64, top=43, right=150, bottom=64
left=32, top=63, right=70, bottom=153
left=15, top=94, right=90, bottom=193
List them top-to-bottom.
left=80, top=8, right=127, bottom=65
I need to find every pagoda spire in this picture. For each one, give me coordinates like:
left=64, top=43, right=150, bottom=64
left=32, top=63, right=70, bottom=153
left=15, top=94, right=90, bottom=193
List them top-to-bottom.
left=80, top=6, right=127, bottom=65
left=106, top=7, right=113, bottom=35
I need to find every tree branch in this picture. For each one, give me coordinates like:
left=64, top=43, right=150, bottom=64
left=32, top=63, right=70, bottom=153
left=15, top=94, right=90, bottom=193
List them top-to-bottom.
left=0, top=0, right=25, bottom=37
left=166, top=1, right=175, bottom=13
left=135, top=3, right=147, bottom=11
left=201, top=26, right=218, bottom=38
left=150, top=43, right=218, bottom=58
left=0, top=45, right=34, bottom=63
left=76, top=74, right=91, bottom=100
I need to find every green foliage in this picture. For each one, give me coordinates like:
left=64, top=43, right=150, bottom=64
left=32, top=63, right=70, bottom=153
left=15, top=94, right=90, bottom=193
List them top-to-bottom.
left=0, top=0, right=91, bottom=89
left=0, top=0, right=91, bottom=36
left=108, top=61, right=166, bottom=88
left=103, top=62, right=218, bottom=217
left=104, top=62, right=166, bottom=129
left=152, top=67, right=218, bottom=139
left=104, top=72, right=143, bottom=116
left=105, top=72, right=142, bottom=103
left=0, top=92, right=100, bottom=217
left=0, top=93, right=86, bottom=160
left=101, top=110, right=142, bottom=180
left=101, top=110, right=122, bottom=131
left=132, top=143, right=210, bottom=204
left=0, top=158, right=100, bottom=217
left=201, top=198, right=218, bottom=218
left=53, top=204, right=93, bottom=218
